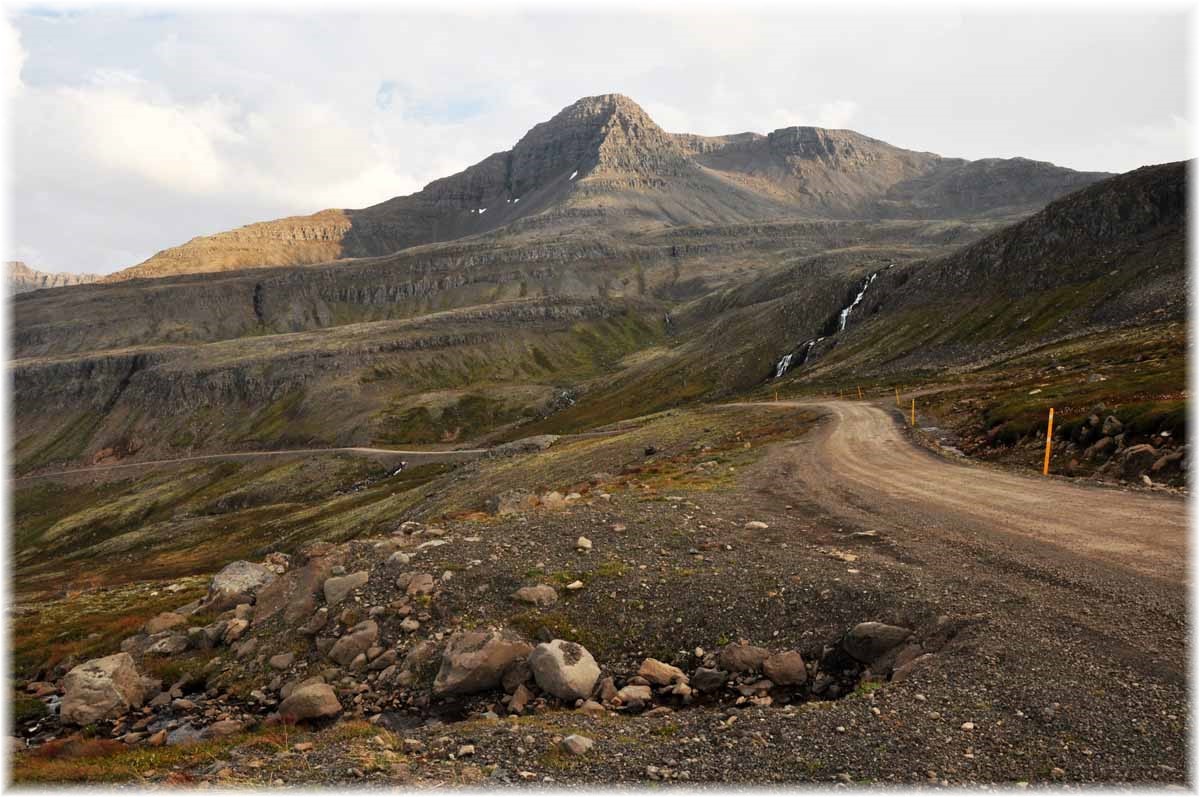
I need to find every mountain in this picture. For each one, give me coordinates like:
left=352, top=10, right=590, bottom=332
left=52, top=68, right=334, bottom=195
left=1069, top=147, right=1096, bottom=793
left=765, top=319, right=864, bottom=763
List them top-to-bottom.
left=104, top=94, right=1108, bottom=282
left=12, top=95, right=1170, bottom=477
left=7, top=261, right=98, bottom=294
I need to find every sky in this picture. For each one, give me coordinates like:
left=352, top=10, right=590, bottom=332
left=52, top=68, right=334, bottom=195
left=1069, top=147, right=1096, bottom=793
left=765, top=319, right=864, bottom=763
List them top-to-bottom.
left=2, top=6, right=1193, bottom=275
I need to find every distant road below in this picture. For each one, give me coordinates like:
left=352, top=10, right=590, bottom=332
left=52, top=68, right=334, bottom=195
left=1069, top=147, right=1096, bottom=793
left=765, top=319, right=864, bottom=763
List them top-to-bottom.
left=11, top=445, right=487, bottom=483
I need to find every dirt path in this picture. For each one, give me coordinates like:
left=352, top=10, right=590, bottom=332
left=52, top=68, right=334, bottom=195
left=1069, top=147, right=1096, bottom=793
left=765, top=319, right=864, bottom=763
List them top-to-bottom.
left=745, top=399, right=1187, bottom=584
left=11, top=445, right=487, bottom=483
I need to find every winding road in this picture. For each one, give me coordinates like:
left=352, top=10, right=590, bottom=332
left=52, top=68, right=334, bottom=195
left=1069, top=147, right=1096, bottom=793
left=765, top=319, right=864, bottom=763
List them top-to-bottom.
left=731, top=398, right=1187, bottom=683
left=762, top=400, right=1187, bottom=584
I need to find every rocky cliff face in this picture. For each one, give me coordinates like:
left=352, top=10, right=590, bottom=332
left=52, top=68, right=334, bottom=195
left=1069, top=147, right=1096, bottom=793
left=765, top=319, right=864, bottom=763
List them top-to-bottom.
left=104, top=94, right=1110, bottom=282
left=8, top=261, right=98, bottom=294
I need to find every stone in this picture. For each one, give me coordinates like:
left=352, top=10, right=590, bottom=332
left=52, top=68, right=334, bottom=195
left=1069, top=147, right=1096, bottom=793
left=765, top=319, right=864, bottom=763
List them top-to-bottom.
left=1102, top=416, right=1124, bottom=437
left=1120, top=444, right=1160, bottom=480
left=486, top=489, right=538, bottom=516
left=540, top=491, right=567, bottom=510
left=744, top=521, right=769, bottom=529
left=576, top=536, right=592, bottom=551
left=386, top=551, right=412, bottom=567
left=253, top=553, right=341, bottom=628
left=206, top=561, right=277, bottom=610
left=323, top=571, right=369, bottom=607
left=406, top=573, right=436, bottom=597
left=565, top=580, right=584, bottom=591
left=512, top=585, right=558, bottom=607
left=298, top=608, right=329, bottom=635
left=144, top=612, right=187, bottom=635
left=222, top=619, right=249, bottom=645
left=329, top=621, right=380, bottom=667
left=842, top=622, right=913, bottom=664
left=433, top=631, right=532, bottom=696
left=145, top=633, right=190, bottom=656
left=528, top=640, right=600, bottom=702
left=716, top=642, right=770, bottom=673
left=368, top=649, right=398, bottom=671
left=762, top=651, right=807, bottom=686
left=269, top=652, right=295, bottom=670
left=61, top=653, right=146, bottom=725
left=637, top=658, right=687, bottom=686
left=502, top=659, right=533, bottom=693
left=690, top=667, right=728, bottom=693
left=279, top=683, right=342, bottom=722
left=508, top=683, right=533, bottom=714
left=615, top=684, right=652, bottom=705
left=578, top=699, right=606, bottom=716
left=202, top=720, right=244, bottom=738
left=166, top=724, right=203, bottom=746
left=560, top=734, right=594, bottom=755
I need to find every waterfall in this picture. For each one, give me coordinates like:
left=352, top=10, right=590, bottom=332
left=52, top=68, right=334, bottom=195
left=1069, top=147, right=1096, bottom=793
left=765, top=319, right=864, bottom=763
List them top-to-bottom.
left=772, top=266, right=883, bottom=380
left=838, top=272, right=877, bottom=332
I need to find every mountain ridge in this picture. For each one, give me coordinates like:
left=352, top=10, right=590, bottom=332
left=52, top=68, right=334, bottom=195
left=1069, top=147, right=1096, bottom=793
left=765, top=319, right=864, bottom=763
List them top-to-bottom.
left=102, top=94, right=1110, bottom=282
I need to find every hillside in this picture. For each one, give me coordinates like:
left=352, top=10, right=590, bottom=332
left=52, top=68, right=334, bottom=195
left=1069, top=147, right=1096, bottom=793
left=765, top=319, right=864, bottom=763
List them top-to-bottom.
left=105, top=94, right=1107, bottom=282
left=8, top=261, right=98, bottom=294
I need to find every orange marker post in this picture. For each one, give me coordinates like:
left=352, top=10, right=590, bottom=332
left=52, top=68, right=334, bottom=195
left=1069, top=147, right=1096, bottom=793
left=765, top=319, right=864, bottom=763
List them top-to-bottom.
left=857, top=386, right=863, bottom=400
left=895, top=387, right=901, bottom=407
left=910, top=398, right=916, bottom=427
left=1043, top=408, right=1055, bottom=476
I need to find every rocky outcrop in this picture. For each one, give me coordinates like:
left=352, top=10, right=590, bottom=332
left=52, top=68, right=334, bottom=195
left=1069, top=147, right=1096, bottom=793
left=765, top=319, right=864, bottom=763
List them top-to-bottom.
left=7, top=261, right=98, bottom=294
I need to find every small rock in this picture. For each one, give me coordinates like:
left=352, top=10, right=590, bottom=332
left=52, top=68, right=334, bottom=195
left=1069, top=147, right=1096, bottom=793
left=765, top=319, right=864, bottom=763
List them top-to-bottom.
left=512, top=585, right=558, bottom=607
left=560, top=734, right=594, bottom=755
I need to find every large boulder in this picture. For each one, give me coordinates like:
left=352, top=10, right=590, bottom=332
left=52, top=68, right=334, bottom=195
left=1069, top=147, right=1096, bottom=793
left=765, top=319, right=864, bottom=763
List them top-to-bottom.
left=205, top=561, right=277, bottom=611
left=328, top=620, right=379, bottom=667
left=842, top=622, right=913, bottom=665
left=433, top=631, right=532, bottom=696
left=529, top=639, right=600, bottom=701
left=763, top=650, right=807, bottom=685
left=61, top=653, right=146, bottom=725
left=278, top=683, right=341, bottom=722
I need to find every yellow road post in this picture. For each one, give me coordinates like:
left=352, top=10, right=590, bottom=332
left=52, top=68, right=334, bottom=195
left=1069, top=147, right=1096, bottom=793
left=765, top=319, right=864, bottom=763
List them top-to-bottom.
left=911, top=398, right=916, bottom=426
left=1043, top=408, right=1055, bottom=476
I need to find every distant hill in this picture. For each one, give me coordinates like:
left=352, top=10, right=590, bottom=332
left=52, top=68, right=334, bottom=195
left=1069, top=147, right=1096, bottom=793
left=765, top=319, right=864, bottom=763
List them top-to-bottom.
left=105, top=94, right=1109, bottom=282
left=7, top=261, right=98, bottom=294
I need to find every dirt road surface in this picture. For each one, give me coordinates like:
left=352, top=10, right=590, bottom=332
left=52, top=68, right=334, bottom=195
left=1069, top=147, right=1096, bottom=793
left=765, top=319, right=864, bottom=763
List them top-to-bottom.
left=761, top=399, right=1186, bottom=584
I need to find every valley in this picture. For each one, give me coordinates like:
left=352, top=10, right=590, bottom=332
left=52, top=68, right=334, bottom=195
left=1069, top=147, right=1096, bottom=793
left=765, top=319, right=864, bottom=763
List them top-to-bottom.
left=8, top=94, right=1188, bottom=787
